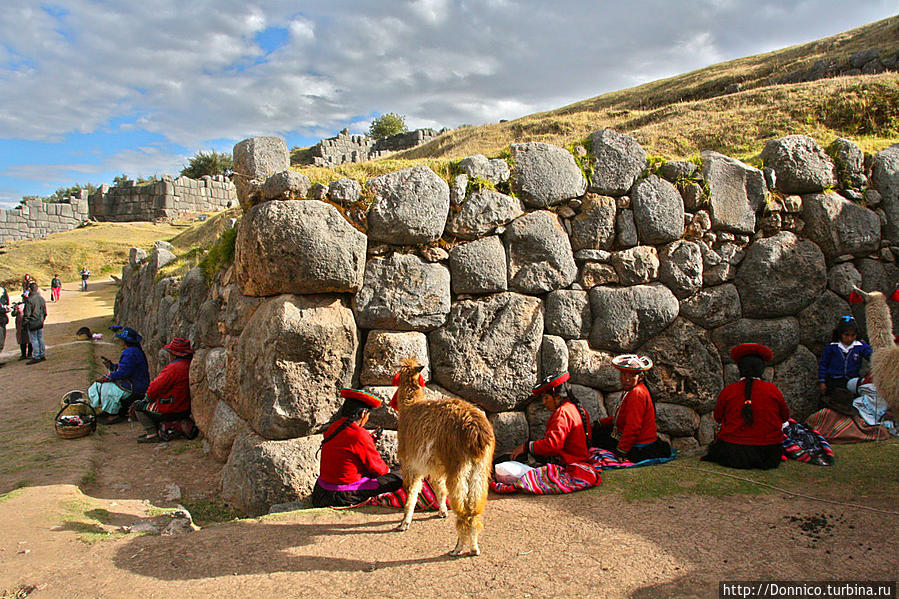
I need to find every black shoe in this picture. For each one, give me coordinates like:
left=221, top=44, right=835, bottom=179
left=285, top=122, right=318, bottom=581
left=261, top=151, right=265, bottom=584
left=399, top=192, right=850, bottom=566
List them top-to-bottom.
left=18, top=355, right=27, bottom=361
left=26, top=358, right=42, bottom=365
left=100, top=414, right=127, bottom=425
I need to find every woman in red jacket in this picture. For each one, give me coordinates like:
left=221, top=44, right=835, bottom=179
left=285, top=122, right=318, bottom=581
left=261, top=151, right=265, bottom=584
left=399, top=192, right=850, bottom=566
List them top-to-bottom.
left=133, top=337, right=194, bottom=443
left=704, top=343, right=789, bottom=469
left=592, top=354, right=672, bottom=462
left=510, top=372, right=592, bottom=466
left=310, top=389, right=402, bottom=508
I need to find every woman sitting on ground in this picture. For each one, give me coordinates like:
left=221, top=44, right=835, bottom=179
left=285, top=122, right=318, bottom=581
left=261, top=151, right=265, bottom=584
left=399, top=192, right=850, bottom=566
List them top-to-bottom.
left=88, top=327, right=149, bottom=421
left=132, top=337, right=194, bottom=443
left=703, top=343, right=790, bottom=470
left=592, top=354, right=672, bottom=462
left=509, top=372, right=592, bottom=466
left=310, top=389, right=402, bottom=508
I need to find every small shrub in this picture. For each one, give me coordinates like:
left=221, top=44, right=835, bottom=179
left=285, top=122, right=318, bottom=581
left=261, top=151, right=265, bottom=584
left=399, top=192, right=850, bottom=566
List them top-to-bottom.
left=369, top=113, right=408, bottom=139
left=181, top=150, right=233, bottom=179
left=199, top=226, right=238, bottom=282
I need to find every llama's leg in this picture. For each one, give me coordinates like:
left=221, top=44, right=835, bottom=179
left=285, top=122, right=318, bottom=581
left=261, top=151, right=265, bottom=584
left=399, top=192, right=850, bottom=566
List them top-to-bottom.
left=466, top=460, right=490, bottom=556
left=447, top=467, right=471, bottom=556
left=397, top=474, right=424, bottom=532
left=432, top=477, right=449, bottom=518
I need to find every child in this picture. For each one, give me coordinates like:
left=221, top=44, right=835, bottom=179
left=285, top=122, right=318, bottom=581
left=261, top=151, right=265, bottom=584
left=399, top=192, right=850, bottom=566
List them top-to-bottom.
left=817, top=316, right=872, bottom=397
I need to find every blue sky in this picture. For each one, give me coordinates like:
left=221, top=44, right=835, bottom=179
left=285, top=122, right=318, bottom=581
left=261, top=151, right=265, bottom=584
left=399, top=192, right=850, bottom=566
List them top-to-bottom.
left=0, top=1, right=895, bottom=208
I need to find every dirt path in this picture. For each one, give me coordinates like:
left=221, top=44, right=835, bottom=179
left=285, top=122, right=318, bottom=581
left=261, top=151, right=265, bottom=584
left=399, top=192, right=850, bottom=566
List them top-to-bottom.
left=0, top=281, right=897, bottom=598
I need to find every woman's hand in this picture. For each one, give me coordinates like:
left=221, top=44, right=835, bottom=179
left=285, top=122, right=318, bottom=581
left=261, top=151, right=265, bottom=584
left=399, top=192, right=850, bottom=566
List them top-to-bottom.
left=818, top=382, right=827, bottom=396
left=509, top=443, right=526, bottom=461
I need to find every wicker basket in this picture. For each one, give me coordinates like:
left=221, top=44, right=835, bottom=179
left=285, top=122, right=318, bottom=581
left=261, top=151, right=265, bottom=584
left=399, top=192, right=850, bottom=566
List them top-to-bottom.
left=55, top=390, right=97, bottom=440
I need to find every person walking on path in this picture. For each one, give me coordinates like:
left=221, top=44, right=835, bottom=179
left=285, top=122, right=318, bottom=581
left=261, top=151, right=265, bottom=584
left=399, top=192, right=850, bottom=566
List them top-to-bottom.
left=80, top=267, right=91, bottom=292
left=50, top=275, right=62, bottom=302
left=22, top=282, right=47, bottom=364
left=0, top=284, right=9, bottom=366
left=14, top=299, right=31, bottom=360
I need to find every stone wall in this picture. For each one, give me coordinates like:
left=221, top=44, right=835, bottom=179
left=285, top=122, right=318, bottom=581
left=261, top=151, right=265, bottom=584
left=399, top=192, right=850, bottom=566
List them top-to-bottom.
left=310, top=127, right=442, bottom=167
left=115, top=132, right=899, bottom=515
left=88, top=175, right=236, bottom=222
left=0, top=193, right=90, bottom=245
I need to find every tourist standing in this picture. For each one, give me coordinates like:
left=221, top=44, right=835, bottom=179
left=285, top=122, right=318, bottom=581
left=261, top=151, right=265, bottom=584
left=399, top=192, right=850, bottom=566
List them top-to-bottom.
left=80, top=267, right=91, bottom=291
left=50, top=274, right=62, bottom=302
left=22, top=282, right=47, bottom=364
left=0, top=284, right=9, bottom=366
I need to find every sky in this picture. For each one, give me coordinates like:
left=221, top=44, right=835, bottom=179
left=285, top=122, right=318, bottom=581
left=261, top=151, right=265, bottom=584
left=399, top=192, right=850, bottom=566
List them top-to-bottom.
left=0, top=1, right=895, bottom=209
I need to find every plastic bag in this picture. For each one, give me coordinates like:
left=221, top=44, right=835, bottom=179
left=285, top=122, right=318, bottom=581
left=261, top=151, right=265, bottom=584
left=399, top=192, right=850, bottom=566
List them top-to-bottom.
left=494, top=461, right=534, bottom=484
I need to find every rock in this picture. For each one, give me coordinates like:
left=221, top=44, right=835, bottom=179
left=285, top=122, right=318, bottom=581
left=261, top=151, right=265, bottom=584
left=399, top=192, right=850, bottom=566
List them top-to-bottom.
left=589, top=129, right=647, bottom=196
left=762, top=135, right=836, bottom=194
left=233, top=137, right=290, bottom=209
left=828, top=138, right=866, bottom=188
left=511, top=142, right=587, bottom=208
left=872, top=144, right=899, bottom=242
left=701, top=151, right=766, bottom=234
left=458, top=154, right=510, bottom=184
left=660, top=161, right=698, bottom=183
left=367, top=166, right=450, bottom=245
left=262, top=170, right=311, bottom=200
left=450, top=174, right=468, bottom=206
left=630, top=175, right=685, bottom=244
left=328, top=178, right=361, bottom=205
left=680, top=182, right=706, bottom=213
left=311, top=183, right=328, bottom=200
left=445, top=189, right=524, bottom=239
left=864, top=189, right=882, bottom=208
left=801, top=192, right=881, bottom=259
left=569, top=194, right=617, bottom=251
left=234, top=200, right=366, bottom=296
left=616, top=209, right=639, bottom=248
left=505, top=211, right=577, bottom=294
left=735, top=232, right=826, bottom=317
left=449, top=236, right=508, bottom=294
left=154, top=240, right=174, bottom=251
left=657, top=240, right=703, bottom=298
left=420, top=246, right=448, bottom=263
left=611, top=246, right=659, bottom=285
left=129, top=247, right=147, bottom=266
left=151, top=247, right=176, bottom=271
left=574, top=249, right=612, bottom=262
left=353, top=253, right=451, bottom=331
left=854, top=258, right=899, bottom=332
left=827, top=262, right=863, bottom=298
left=580, top=263, right=619, bottom=288
left=679, top=283, right=742, bottom=329
left=589, top=284, right=679, bottom=353
left=545, top=290, right=592, bottom=339
left=797, top=291, right=851, bottom=356
left=429, top=293, right=543, bottom=412
left=233, top=295, right=358, bottom=439
left=195, top=298, right=223, bottom=348
left=712, top=317, right=800, bottom=365
left=641, top=318, right=723, bottom=413
left=361, top=331, right=430, bottom=385
left=541, top=335, right=569, bottom=377
left=567, top=340, right=621, bottom=392
left=773, top=346, right=819, bottom=420
left=188, top=350, right=215, bottom=434
left=569, top=384, right=607, bottom=421
left=604, top=391, right=625, bottom=420
left=526, top=399, right=552, bottom=442
left=208, top=400, right=242, bottom=463
left=655, top=403, right=700, bottom=437
left=488, top=412, right=529, bottom=457
left=698, top=413, right=717, bottom=445
left=221, top=426, right=322, bottom=516
left=375, top=430, right=399, bottom=469
left=671, top=436, right=701, bottom=456
left=163, top=483, right=182, bottom=502
left=269, top=501, right=306, bottom=514
left=161, top=516, right=195, bottom=536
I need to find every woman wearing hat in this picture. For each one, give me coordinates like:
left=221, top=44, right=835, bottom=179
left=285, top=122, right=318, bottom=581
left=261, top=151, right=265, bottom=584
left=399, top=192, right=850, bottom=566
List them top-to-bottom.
left=88, top=326, right=149, bottom=421
left=132, top=337, right=194, bottom=442
left=703, top=343, right=789, bottom=469
left=592, top=354, right=672, bottom=462
left=509, top=372, right=593, bottom=467
left=310, top=389, right=402, bottom=507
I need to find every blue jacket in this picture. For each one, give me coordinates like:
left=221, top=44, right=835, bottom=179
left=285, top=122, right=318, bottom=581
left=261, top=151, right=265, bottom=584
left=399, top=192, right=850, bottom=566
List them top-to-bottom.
left=817, top=340, right=872, bottom=382
left=107, top=345, right=150, bottom=394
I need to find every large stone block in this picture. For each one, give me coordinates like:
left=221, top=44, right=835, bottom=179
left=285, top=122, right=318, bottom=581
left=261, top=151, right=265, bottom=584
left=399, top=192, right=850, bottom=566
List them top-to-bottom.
left=589, top=129, right=646, bottom=196
left=762, top=135, right=836, bottom=194
left=233, top=137, right=290, bottom=209
left=510, top=142, right=587, bottom=208
left=870, top=144, right=899, bottom=242
left=701, top=151, right=766, bottom=234
left=458, top=154, right=510, bottom=184
left=367, top=166, right=450, bottom=245
left=262, top=170, right=311, bottom=200
left=630, top=175, right=684, bottom=244
left=445, top=188, right=524, bottom=239
left=801, top=192, right=881, bottom=259
left=570, top=193, right=616, bottom=251
left=235, top=200, right=366, bottom=297
left=505, top=211, right=577, bottom=294
left=449, top=236, right=508, bottom=294
left=658, top=240, right=702, bottom=299
left=611, top=245, right=659, bottom=285
left=353, top=253, right=451, bottom=331
left=679, top=283, right=742, bottom=329
left=589, top=284, right=679, bottom=353
left=545, top=290, right=592, bottom=339
left=797, top=290, right=852, bottom=356
left=429, top=293, right=543, bottom=412
left=712, top=317, right=799, bottom=365
left=361, top=330, right=430, bottom=386
left=541, top=334, right=569, bottom=378
left=772, top=346, right=819, bottom=421
left=208, top=401, right=243, bottom=463
left=655, top=403, right=700, bottom=436
left=488, top=411, right=529, bottom=457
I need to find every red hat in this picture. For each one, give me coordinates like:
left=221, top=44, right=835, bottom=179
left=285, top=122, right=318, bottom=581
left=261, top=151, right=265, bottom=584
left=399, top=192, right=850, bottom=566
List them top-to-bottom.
left=163, top=338, right=193, bottom=356
left=730, top=343, right=773, bottom=363
left=611, top=354, right=653, bottom=373
left=532, top=372, right=570, bottom=395
left=340, top=388, right=382, bottom=410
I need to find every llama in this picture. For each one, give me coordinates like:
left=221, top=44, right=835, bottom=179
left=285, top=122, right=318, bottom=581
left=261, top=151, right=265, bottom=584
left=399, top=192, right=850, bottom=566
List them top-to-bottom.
left=853, top=286, right=899, bottom=413
left=393, top=358, right=495, bottom=556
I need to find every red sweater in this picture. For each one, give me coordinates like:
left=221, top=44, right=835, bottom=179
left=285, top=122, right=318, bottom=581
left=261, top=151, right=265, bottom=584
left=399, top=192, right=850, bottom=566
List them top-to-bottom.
left=145, top=357, right=192, bottom=414
left=714, top=379, right=789, bottom=445
left=600, top=384, right=658, bottom=453
left=532, top=402, right=591, bottom=465
left=319, top=419, right=389, bottom=485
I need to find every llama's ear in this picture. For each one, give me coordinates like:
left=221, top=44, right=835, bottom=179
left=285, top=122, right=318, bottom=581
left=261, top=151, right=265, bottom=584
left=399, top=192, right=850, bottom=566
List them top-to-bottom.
left=890, top=286, right=899, bottom=302
left=849, top=290, right=864, bottom=304
left=412, top=364, right=425, bottom=374
left=392, top=372, right=401, bottom=386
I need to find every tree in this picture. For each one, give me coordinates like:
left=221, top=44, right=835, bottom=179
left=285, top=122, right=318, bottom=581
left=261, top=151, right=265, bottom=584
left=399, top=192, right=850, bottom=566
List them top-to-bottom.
left=369, top=112, right=408, bottom=139
left=180, top=150, right=233, bottom=179
left=112, top=173, right=130, bottom=186
left=46, top=183, right=97, bottom=202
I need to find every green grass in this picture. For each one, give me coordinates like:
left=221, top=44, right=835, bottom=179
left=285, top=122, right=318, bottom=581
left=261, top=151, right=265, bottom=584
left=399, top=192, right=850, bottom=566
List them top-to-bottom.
left=156, top=207, right=241, bottom=281
left=0, top=488, right=26, bottom=503
left=180, top=496, right=244, bottom=524
left=59, top=497, right=124, bottom=544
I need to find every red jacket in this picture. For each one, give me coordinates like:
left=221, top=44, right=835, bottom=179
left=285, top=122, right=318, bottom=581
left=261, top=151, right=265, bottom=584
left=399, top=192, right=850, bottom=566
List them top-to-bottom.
left=145, top=357, right=192, bottom=414
left=714, top=379, right=789, bottom=445
left=600, top=383, right=658, bottom=453
left=532, top=401, right=591, bottom=465
left=319, top=419, right=389, bottom=485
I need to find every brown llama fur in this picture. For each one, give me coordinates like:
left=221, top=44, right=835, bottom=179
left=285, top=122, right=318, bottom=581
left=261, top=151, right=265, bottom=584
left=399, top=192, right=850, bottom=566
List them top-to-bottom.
left=855, top=287, right=899, bottom=413
left=393, top=358, right=495, bottom=556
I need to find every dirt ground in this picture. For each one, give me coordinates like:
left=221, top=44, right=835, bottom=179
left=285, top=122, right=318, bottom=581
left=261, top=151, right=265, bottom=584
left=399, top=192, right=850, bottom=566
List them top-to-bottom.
left=0, top=280, right=897, bottom=599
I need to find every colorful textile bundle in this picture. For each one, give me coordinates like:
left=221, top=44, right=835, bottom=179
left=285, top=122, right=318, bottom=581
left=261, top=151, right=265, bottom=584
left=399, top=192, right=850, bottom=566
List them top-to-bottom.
left=805, top=409, right=893, bottom=443
left=781, top=419, right=834, bottom=466
left=590, top=447, right=676, bottom=469
left=489, top=462, right=599, bottom=495
left=365, top=479, right=448, bottom=510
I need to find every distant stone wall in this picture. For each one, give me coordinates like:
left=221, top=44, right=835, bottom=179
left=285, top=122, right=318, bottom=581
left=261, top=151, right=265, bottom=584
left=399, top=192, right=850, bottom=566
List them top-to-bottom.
left=310, top=127, right=442, bottom=167
left=88, top=175, right=237, bottom=222
left=0, top=193, right=90, bottom=245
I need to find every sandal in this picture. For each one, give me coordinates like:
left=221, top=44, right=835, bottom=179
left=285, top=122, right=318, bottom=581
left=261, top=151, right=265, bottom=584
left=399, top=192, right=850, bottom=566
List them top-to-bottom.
left=137, top=434, right=163, bottom=443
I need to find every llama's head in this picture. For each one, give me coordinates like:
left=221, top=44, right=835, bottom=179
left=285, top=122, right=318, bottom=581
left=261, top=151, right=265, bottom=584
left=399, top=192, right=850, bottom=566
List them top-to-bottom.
left=851, top=286, right=887, bottom=306
left=852, top=286, right=896, bottom=351
left=396, top=358, right=425, bottom=387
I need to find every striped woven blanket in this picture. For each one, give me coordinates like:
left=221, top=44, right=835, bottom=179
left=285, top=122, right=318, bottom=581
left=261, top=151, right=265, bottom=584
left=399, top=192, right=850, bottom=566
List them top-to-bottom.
left=805, top=408, right=892, bottom=444
left=781, top=418, right=834, bottom=466
left=365, top=479, right=448, bottom=510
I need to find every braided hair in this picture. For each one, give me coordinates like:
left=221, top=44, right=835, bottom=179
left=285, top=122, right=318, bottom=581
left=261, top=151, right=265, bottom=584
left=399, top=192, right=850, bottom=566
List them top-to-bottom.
left=737, top=355, right=766, bottom=425
left=556, top=382, right=592, bottom=443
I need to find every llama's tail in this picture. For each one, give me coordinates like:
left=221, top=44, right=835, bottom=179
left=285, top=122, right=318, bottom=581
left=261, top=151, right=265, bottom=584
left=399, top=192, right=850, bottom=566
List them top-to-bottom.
left=450, top=455, right=491, bottom=532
